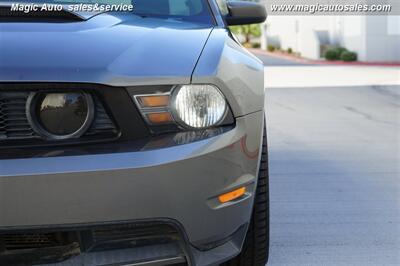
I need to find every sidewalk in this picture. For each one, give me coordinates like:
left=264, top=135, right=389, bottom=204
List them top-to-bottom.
left=265, top=66, right=400, bottom=88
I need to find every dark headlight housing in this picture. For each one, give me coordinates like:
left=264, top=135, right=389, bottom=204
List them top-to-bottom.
left=132, top=84, right=235, bottom=134
left=26, top=92, right=95, bottom=140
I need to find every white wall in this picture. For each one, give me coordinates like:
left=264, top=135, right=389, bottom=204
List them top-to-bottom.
left=266, top=15, right=400, bottom=62
left=266, top=16, right=299, bottom=51
left=267, top=16, right=331, bottom=59
left=298, top=16, right=330, bottom=59
left=338, top=16, right=400, bottom=62
left=339, top=16, right=368, bottom=61
left=364, top=16, right=400, bottom=62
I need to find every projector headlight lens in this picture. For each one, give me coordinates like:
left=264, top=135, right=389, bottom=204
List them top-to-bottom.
left=172, top=85, right=227, bottom=129
left=28, top=92, right=94, bottom=140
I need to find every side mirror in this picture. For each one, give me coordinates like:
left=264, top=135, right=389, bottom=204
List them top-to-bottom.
left=225, top=1, right=267, bottom=26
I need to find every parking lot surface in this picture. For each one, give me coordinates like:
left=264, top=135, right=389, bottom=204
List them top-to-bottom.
left=253, top=51, right=310, bottom=66
left=266, top=85, right=400, bottom=265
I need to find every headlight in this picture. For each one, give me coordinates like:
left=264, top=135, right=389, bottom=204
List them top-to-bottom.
left=133, top=84, right=233, bottom=133
left=171, top=85, right=227, bottom=129
left=27, top=92, right=94, bottom=140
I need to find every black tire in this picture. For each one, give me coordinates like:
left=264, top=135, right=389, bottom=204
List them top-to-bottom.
left=224, top=125, right=269, bottom=266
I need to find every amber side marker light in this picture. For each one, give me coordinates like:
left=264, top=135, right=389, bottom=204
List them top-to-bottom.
left=137, top=95, right=170, bottom=108
left=146, top=112, right=173, bottom=124
left=218, top=187, right=246, bottom=203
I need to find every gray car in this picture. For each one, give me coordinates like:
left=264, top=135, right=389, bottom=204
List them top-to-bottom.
left=0, top=1, right=268, bottom=265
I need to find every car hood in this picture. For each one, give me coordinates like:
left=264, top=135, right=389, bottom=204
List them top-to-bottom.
left=0, top=13, right=213, bottom=86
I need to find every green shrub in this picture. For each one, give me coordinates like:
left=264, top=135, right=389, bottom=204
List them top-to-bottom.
left=230, top=24, right=261, bottom=44
left=243, top=43, right=253, bottom=48
left=252, top=43, right=261, bottom=48
left=267, top=45, right=276, bottom=52
left=324, top=46, right=350, bottom=61
left=287, top=47, right=293, bottom=54
left=334, top=47, right=347, bottom=57
left=324, top=49, right=340, bottom=61
left=341, top=51, right=358, bottom=62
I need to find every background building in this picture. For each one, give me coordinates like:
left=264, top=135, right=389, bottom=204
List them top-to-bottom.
left=265, top=15, right=400, bottom=62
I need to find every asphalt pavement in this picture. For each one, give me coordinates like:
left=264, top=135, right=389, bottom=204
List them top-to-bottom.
left=252, top=50, right=311, bottom=66
left=266, top=85, right=400, bottom=265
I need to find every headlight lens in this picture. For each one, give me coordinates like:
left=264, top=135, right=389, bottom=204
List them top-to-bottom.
left=172, top=85, right=227, bottom=129
left=28, top=92, right=94, bottom=139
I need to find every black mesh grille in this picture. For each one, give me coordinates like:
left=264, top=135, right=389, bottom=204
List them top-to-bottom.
left=0, top=92, right=117, bottom=143
left=0, top=92, right=37, bottom=140
left=86, top=100, right=117, bottom=135
left=0, top=222, right=184, bottom=265
left=0, top=223, right=180, bottom=252
left=92, top=223, right=179, bottom=244
left=1, top=233, right=59, bottom=250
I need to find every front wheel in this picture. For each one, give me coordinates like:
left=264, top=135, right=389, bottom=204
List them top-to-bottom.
left=224, top=125, right=269, bottom=266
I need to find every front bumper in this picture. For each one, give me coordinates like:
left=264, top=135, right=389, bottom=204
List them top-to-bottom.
left=0, top=111, right=264, bottom=265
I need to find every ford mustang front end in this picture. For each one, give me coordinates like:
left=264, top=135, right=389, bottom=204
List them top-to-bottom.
left=0, top=1, right=268, bottom=265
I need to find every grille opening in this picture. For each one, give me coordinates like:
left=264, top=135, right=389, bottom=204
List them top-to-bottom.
left=0, top=92, right=118, bottom=144
left=0, top=93, right=35, bottom=140
left=0, top=223, right=184, bottom=265
left=90, top=223, right=180, bottom=252
left=0, top=232, right=75, bottom=251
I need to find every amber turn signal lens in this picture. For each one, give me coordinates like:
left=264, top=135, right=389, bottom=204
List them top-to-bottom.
left=138, top=95, right=170, bottom=108
left=146, top=112, right=173, bottom=124
left=218, top=187, right=246, bottom=203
